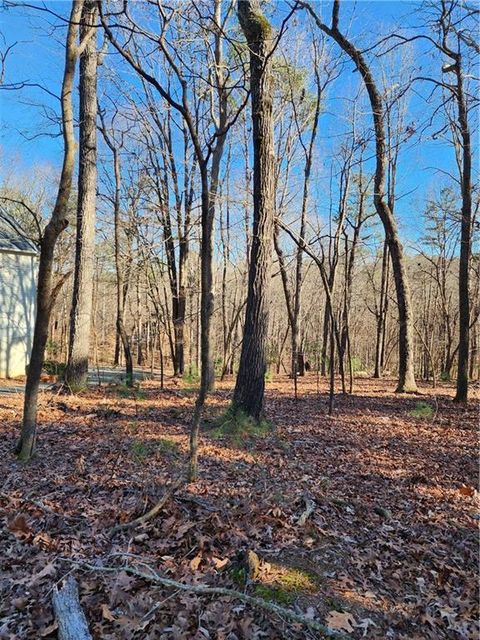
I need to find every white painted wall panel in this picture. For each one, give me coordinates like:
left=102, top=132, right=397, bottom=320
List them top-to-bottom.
left=0, top=252, right=38, bottom=378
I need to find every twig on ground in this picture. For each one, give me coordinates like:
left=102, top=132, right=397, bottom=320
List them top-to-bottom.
left=109, top=476, right=185, bottom=536
left=176, top=494, right=219, bottom=512
left=297, top=496, right=316, bottom=526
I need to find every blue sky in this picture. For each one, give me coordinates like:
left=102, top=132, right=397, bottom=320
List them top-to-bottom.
left=0, top=1, right=475, bottom=247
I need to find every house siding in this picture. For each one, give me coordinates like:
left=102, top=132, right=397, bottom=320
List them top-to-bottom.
left=0, top=252, right=38, bottom=378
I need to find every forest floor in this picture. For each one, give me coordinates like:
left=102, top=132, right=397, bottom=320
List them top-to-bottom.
left=0, top=374, right=478, bottom=640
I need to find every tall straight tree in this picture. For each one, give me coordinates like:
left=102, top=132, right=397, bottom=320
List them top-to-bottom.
left=65, top=0, right=98, bottom=389
left=231, top=0, right=275, bottom=420
left=304, top=0, right=418, bottom=392
left=385, top=0, right=477, bottom=399
left=17, top=1, right=84, bottom=460
left=433, top=2, right=475, bottom=402
left=98, top=108, right=134, bottom=386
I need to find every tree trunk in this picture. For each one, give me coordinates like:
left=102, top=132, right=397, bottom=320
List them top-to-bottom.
left=65, top=0, right=98, bottom=390
left=189, top=0, right=229, bottom=479
left=232, top=0, right=275, bottom=420
left=17, top=1, right=82, bottom=461
left=454, top=54, right=472, bottom=402
left=98, top=108, right=133, bottom=387
left=374, top=240, right=389, bottom=378
left=173, top=292, right=186, bottom=376
left=320, top=305, right=329, bottom=376
left=469, top=324, right=477, bottom=380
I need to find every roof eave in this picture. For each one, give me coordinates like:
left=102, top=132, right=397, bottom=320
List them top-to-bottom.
left=0, top=247, right=39, bottom=257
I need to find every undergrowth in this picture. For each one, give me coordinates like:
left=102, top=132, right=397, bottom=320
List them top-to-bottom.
left=410, top=401, right=434, bottom=418
left=208, top=407, right=273, bottom=445
left=130, top=437, right=179, bottom=461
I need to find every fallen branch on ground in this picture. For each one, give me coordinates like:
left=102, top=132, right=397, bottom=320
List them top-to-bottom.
left=110, top=476, right=184, bottom=536
left=297, top=496, right=316, bottom=526
left=66, top=558, right=351, bottom=639
left=52, top=575, right=92, bottom=640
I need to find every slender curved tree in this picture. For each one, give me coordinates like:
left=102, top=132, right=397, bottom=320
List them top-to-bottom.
left=303, top=0, right=418, bottom=392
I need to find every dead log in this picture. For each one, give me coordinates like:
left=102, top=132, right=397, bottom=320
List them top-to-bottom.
left=52, top=576, right=92, bottom=640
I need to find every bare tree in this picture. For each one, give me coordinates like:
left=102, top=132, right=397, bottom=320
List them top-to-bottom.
left=65, top=0, right=98, bottom=390
left=99, top=0, right=247, bottom=479
left=303, top=0, right=418, bottom=392
left=16, top=1, right=85, bottom=460
left=436, top=3, right=475, bottom=402
left=272, top=36, right=328, bottom=398
left=135, top=86, right=196, bottom=377
left=98, top=106, right=136, bottom=386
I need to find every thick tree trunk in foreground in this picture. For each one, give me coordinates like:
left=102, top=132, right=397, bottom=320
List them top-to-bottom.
left=65, top=0, right=98, bottom=390
left=232, top=0, right=275, bottom=420
left=305, top=0, right=417, bottom=392
left=17, top=1, right=82, bottom=461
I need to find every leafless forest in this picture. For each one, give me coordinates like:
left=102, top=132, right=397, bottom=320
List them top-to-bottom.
left=0, top=1, right=478, bottom=639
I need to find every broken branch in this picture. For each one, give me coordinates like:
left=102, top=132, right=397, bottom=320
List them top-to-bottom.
left=110, top=476, right=184, bottom=536
left=297, top=496, right=316, bottom=526
left=67, top=559, right=350, bottom=639
left=52, top=576, right=92, bottom=640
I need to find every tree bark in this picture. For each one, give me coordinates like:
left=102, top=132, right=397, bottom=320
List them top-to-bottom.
left=65, top=0, right=98, bottom=390
left=232, top=0, right=275, bottom=420
left=17, top=1, right=83, bottom=461
left=454, top=53, right=472, bottom=402
left=374, top=240, right=389, bottom=378
left=53, top=576, right=92, bottom=640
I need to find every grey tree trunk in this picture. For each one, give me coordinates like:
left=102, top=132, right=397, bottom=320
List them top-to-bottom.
left=65, top=0, right=98, bottom=390
left=189, top=0, right=230, bottom=479
left=232, top=0, right=275, bottom=420
left=17, top=1, right=83, bottom=461
left=374, top=240, right=389, bottom=378
left=53, top=576, right=92, bottom=640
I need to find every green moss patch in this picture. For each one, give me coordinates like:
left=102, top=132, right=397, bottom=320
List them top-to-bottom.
left=410, top=401, right=434, bottom=418
left=208, top=407, right=273, bottom=444
left=253, top=565, right=320, bottom=604
left=253, top=584, right=294, bottom=605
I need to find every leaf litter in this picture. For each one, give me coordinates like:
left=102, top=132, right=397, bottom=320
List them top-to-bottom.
left=0, top=376, right=478, bottom=639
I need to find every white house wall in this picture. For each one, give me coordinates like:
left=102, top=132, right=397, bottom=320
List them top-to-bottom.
left=0, top=252, right=37, bottom=378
